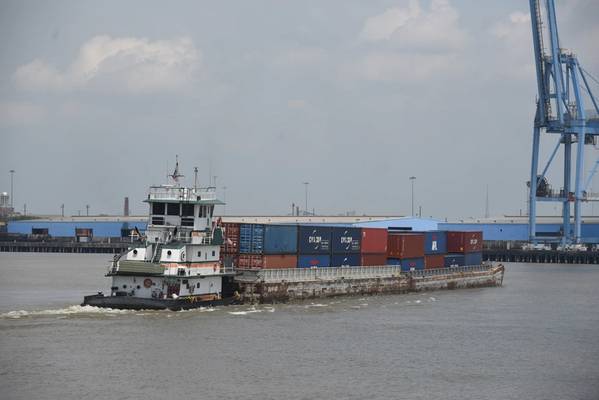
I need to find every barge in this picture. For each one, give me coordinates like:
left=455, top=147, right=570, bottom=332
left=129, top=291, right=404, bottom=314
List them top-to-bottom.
left=83, top=160, right=504, bottom=311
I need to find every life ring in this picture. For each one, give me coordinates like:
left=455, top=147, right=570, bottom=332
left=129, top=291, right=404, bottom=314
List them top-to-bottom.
left=143, top=278, right=152, bottom=288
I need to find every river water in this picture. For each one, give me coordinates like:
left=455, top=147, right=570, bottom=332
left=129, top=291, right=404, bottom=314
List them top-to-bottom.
left=0, top=253, right=598, bottom=400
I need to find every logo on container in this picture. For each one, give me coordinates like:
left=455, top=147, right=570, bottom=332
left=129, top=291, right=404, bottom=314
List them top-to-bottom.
left=308, top=236, right=322, bottom=244
left=340, top=236, right=353, bottom=244
left=470, top=239, right=478, bottom=245
left=431, top=240, right=438, bottom=251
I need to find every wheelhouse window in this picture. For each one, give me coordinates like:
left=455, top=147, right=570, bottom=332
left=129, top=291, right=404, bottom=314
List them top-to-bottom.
left=152, top=202, right=165, bottom=215
left=167, top=203, right=180, bottom=216
left=181, top=204, right=194, bottom=217
left=152, top=217, right=164, bottom=225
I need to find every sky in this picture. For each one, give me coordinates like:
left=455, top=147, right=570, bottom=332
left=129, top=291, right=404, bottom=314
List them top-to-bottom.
left=1, top=0, right=598, bottom=218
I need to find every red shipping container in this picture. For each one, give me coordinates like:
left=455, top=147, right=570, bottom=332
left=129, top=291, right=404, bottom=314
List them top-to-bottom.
left=220, top=223, right=240, bottom=254
left=361, top=228, right=388, bottom=254
left=446, top=231, right=483, bottom=253
left=387, top=233, right=425, bottom=259
left=361, top=253, right=387, bottom=267
left=238, top=254, right=263, bottom=269
left=262, top=254, right=297, bottom=269
left=424, top=255, right=445, bottom=269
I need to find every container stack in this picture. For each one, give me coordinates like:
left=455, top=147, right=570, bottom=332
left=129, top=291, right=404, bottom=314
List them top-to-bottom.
left=220, top=222, right=483, bottom=270
left=297, top=225, right=332, bottom=268
left=360, top=228, right=388, bottom=266
left=422, top=231, right=447, bottom=269
left=445, top=231, right=483, bottom=267
left=386, top=233, right=425, bottom=271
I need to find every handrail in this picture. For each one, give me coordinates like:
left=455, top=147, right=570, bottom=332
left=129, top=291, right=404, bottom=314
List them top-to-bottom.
left=237, top=264, right=496, bottom=283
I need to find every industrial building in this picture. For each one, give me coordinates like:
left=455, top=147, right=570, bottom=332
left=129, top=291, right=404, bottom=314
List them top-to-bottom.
left=6, top=215, right=599, bottom=244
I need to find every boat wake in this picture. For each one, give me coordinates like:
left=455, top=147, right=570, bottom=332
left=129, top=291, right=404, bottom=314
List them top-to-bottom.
left=0, top=305, right=136, bottom=319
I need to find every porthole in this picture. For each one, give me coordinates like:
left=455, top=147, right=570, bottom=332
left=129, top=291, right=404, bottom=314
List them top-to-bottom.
left=133, top=249, right=138, bottom=255
left=167, top=250, right=172, bottom=256
left=123, top=284, right=127, bottom=289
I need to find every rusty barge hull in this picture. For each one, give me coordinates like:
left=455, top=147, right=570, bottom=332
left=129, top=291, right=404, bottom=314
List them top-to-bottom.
left=235, top=264, right=504, bottom=304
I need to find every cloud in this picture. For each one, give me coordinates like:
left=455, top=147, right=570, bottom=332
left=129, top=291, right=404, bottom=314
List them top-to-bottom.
left=354, top=0, right=467, bottom=82
left=360, top=0, right=466, bottom=51
left=490, top=11, right=534, bottom=79
left=14, top=36, right=201, bottom=93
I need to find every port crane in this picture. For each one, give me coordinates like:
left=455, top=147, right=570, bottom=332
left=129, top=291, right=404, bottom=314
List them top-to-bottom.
left=528, top=0, right=599, bottom=244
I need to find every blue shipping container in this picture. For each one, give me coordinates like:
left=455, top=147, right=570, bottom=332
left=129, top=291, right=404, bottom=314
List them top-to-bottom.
left=239, top=224, right=264, bottom=254
left=264, top=225, right=298, bottom=254
left=298, top=226, right=331, bottom=254
left=331, top=227, right=361, bottom=253
left=422, top=231, right=447, bottom=255
left=464, top=252, right=483, bottom=266
left=331, top=253, right=360, bottom=267
left=298, top=254, right=331, bottom=268
left=444, top=254, right=465, bottom=267
left=386, top=258, right=401, bottom=266
left=400, top=258, right=424, bottom=271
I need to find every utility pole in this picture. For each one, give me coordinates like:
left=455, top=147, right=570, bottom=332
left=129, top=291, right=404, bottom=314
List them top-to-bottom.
left=9, top=169, right=15, bottom=208
left=409, top=176, right=416, bottom=216
left=303, top=182, right=309, bottom=216
left=485, top=185, right=490, bottom=218
left=222, top=186, right=227, bottom=215
left=61, top=204, right=65, bottom=217
left=86, top=204, right=90, bottom=216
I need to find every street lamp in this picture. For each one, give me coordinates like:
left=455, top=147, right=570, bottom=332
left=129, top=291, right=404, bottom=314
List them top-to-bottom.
left=9, top=169, right=15, bottom=208
left=409, top=176, right=416, bottom=216
left=303, top=182, right=309, bottom=216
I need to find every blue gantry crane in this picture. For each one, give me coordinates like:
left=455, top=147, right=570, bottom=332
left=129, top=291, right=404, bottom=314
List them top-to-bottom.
left=528, top=0, right=599, bottom=244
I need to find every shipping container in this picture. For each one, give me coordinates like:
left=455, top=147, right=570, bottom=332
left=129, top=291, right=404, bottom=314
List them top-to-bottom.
left=221, top=223, right=240, bottom=254
left=239, top=224, right=265, bottom=254
left=264, top=225, right=298, bottom=254
left=298, top=226, right=331, bottom=254
left=331, top=227, right=361, bottom=253
left=75, top=228, right=93, bottom=237
left=360, top=228, right=388, bottom=254
left=421, top=231, right=447, bottom=255
left=446, top=231, right=483, bottom=253
left=387, top=233, right=425, bottom=259
left=464, top=252, right=483, bottom=266
left=331, top=253, right=360, bottom=267
left=360, top=253, right=387, bottom=266
left=238, top=254, right=264, bottom=269
left=262, top=254, right=298, bottom=269
left=297, top=254, right=331, bottom=268
left=444, top=254, right=465, bottom=268
left=424, top=255, right=445, bottom=269
left=387, top=257, right=424, bottom=271
left=401, top=257, right=424, bottom=271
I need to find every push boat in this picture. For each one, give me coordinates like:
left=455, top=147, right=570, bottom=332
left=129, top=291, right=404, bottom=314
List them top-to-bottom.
left=83, top=161, right=238, bottom=311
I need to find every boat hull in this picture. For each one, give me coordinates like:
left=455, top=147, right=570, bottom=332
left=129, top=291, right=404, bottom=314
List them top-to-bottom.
left=82, top=294, right=238, bottom=311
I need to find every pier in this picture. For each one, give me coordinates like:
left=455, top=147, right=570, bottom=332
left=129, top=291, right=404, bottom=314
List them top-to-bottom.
left=0, top=240, right=128, bottom=254
left=483, top=249, right=599, bottom=264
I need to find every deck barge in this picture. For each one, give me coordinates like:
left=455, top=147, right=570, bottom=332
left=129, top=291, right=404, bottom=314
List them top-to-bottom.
left=235, top=264, right=504, bottom=304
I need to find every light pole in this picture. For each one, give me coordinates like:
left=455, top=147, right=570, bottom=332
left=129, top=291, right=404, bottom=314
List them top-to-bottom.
left=9, top=169, right=15, bottom=208
left=409, top=176, right=416, bottom=216
left=303, top=182, right=309, bottom=216
left=222, top=186, right=227, bottom=215
left=86, top=204, right=90, bottom=216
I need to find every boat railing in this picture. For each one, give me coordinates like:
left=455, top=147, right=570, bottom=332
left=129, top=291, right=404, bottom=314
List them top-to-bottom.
left=148, top=186, right=217, bottom=202
left=236, top=264, right=495, bottom=283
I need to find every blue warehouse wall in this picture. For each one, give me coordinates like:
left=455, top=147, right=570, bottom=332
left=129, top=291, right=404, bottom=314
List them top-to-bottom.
left=8, top=220, right=147, bottom=237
